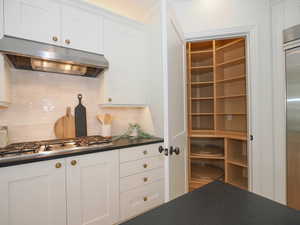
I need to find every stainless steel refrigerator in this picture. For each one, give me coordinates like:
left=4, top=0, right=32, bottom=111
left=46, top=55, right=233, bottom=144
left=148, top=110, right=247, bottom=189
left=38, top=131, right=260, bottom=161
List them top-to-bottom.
left=284, top=24, right=300, bottom=210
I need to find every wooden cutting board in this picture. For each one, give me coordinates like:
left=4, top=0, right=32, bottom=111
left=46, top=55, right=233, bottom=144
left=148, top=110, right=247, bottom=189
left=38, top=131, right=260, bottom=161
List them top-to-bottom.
left=75, top=94, right=87, bottom=137
left=54, top=107, right=76, bottom=139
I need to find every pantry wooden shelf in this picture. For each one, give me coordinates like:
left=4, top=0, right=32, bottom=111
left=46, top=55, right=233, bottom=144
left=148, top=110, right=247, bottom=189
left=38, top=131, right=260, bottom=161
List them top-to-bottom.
left=216, top=38, right=245, bottom=51
left=190, top=50, right=213, bottom=54
left=216, top=57, right=245, bottom=68
left=191, top=66, right=214, bottom=70
left=216, top=75, right=246, bottom=83
left=190, top=81, right=214, bottom=86
left=216, top=94, right=246, bottom=99
left=191, top=97, right=214, bottom=100
left=190, top=113, right=214, bottom=116
left=216, top=113, right=246, bottom=115
left=189, top=131, right=247, bottom=140
left=190, top=144, right=224, bottom=159
left=190, top=154, right=224, bottom=160
left=227, top=160, right=248, bottom=168
left=191, top=164, right=224, bottom=181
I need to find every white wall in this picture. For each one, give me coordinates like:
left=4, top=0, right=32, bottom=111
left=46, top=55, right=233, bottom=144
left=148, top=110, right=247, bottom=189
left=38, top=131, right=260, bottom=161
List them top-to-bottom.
left=171, top=0, right=275, bottom=200
left=144, top=2, right=165, bottom=137
left=0, top=68, right=153, bottom=143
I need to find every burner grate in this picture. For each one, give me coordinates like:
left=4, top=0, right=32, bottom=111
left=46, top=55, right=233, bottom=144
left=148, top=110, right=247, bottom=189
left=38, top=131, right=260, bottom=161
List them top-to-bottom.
left=0, top=135, right=112, bottom=158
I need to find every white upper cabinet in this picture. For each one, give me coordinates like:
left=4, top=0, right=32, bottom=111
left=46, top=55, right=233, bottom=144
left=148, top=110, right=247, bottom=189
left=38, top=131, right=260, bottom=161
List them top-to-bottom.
left=0, top=0, right=3, bottom=39
left=4, top=0, right=61, bottom=45
left=4, top=0, right=104, bottom=54
left=0, top=1, right=10, bottom=108
left=61, top=4, right=103, bottom=53
left=100, top=19, right=147, bottom=105
left=0, top=55, right=11, bottom=108
left=66, top=151, right=119, bottom=225
left=0, top=159, right=67, bottom=225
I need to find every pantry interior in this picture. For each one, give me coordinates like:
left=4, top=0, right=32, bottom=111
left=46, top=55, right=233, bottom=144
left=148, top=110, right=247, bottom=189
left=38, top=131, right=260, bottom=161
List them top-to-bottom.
left=186, top=37, right=250, bottom=191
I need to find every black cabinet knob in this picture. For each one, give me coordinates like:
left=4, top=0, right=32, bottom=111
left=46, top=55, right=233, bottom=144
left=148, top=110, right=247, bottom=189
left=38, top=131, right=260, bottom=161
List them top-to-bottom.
left=158, top=146, right=169, bottom=156
left=158, top=146, right=164, bottom=153
left=170, top=146, right=180, bottom=155
left=174, top=147, right=180, bottom=155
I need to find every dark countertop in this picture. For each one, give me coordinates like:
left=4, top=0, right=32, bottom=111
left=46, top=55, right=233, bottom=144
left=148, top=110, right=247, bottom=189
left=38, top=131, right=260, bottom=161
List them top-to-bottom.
left=0, top=137, right=164, bottom=168
left=121, top=181, right=300, bottom=225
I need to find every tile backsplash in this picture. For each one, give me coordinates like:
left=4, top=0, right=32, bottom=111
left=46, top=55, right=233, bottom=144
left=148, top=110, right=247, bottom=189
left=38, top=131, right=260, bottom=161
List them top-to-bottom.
left=0, top=69, right=155, bottom=143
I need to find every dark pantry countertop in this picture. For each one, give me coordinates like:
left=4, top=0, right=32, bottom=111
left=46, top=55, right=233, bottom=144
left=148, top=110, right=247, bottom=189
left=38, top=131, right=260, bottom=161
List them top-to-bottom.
left=0, top=137, right=164, bottom=167
left=121, top=181, right=300, bottom=225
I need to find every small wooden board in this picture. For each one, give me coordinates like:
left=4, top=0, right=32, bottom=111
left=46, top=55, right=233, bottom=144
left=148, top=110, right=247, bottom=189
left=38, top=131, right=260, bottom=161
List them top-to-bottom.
left=54, top=107, right=75, bottom=139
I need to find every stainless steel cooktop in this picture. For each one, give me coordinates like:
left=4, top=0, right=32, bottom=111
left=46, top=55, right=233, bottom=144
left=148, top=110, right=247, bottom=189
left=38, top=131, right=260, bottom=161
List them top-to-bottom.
left=0, top=136, right=112, bottom=161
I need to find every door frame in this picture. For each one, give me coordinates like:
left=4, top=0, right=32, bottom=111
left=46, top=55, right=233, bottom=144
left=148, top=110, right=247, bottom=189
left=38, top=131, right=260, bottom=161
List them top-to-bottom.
left=161, top=0, right=188, bottom=202
left=184, top=25, right=259, bottom=193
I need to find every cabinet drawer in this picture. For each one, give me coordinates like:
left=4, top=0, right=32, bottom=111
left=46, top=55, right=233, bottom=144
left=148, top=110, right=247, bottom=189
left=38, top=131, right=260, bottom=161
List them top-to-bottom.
left=120, top=144, right=161, bottom=163
left=120, top=156, right=164, bottom=178
left=120, top=167, right=164, bottom=193
left=120, top=180, right=164, bottom=221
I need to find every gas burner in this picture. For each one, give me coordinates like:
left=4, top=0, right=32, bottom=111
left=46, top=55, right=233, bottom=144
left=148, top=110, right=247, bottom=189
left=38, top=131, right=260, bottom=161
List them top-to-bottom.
left=0, top=135, right=112, bottom=160
left=77, top=136, right=111, bottom=146
left=0, top=142, right=41, bottom=157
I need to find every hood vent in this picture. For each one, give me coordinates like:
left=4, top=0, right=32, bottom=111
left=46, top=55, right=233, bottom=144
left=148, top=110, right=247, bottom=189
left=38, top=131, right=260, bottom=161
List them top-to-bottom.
left=0, top=36, right=109, bottom=77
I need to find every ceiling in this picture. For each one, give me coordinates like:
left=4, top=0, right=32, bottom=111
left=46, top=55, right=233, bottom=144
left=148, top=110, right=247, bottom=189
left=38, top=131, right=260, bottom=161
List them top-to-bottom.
left=87, top=0, right=159, bottom=21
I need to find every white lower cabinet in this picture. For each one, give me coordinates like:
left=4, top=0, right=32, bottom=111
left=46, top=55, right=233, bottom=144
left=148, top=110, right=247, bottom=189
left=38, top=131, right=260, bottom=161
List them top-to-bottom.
left=0, top=144, right=164, bottom=225
left=119, top=144, right=165, bottom=222
left=0, top=151, right=119, bottom=225
left=66, top=151, right=119, bottom=225
left=0, top=159, right=67, bottom=225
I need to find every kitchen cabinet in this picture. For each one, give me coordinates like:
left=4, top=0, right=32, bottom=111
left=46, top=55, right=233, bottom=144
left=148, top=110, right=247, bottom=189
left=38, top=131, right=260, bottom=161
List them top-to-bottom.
left=0, top=0, right=3, bottom=38
left=4, top=0, right=103, bottom=54
left=4, top=0, right=61, bottom=45
left=61, top=4, right=103, bottom=53
left=100, top=19, right=147, bottom=106
left=0, top=54, right=11, bottom=108
left=0, top=144, right=164, bottom=225
left=119, top=144, right=165, bottom=221
left=66, top=150, right=119, bottom=225
left=0, top=151, right=119, bottom=225
left=0, top=159, right=67, bottom=225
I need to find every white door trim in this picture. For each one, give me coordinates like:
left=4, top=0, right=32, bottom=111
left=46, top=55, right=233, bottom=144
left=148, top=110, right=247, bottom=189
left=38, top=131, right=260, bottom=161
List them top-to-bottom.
left=161, top=0, right=188, bottom=201
left=161, top=0, right=169, bottom=202
left=168, top=4, right=189, bottom=195
left=183, top=25, right=263, bottom=194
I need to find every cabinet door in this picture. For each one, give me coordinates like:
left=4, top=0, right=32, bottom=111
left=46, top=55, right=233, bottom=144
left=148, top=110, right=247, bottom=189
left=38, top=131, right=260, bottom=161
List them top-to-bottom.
left=0, top=0, right=3, bottom=39
left=4, top=0, right=60, bottom=45
left=61, top=5, right=103, bottom=53
left=101, top=19, right=147, bottom=105
left=0, top=55, right=11, bottom=108
left=66, top=151, right=119, bottom=225
left=0, top=160, right=67, bottom=225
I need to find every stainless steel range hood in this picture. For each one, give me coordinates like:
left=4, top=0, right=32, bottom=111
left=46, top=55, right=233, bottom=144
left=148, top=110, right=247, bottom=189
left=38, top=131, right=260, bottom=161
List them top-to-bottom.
left=0, top=36, right=109, bottom=77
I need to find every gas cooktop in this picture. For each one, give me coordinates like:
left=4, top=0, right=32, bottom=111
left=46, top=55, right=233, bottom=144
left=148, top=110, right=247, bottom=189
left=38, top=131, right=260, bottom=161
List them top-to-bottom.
left=0, top=136, right=112, bottom=160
